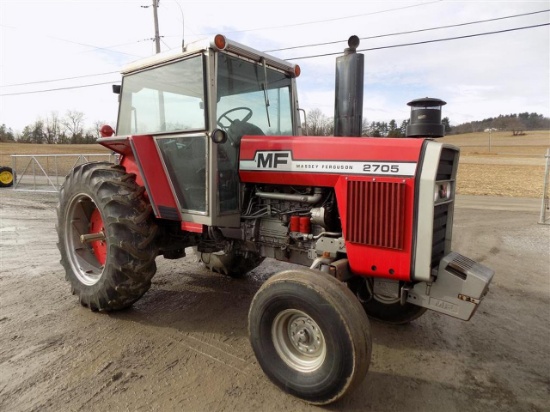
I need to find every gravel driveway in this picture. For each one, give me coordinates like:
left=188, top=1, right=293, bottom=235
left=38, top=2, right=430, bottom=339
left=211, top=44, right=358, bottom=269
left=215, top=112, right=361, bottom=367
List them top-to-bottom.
left=0, top=190, right=548, bottom=412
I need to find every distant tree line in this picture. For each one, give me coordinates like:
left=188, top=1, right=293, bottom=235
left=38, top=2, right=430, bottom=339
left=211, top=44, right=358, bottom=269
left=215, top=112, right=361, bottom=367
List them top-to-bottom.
left=304, top=108, right=451, bottom=137
left=2, top=109, right=548, bottom=144
left=305, top=109, right=548, bottom=137
left=0, top=110, right=108, bottom=144
left=448, top=113, right=550, bottom=135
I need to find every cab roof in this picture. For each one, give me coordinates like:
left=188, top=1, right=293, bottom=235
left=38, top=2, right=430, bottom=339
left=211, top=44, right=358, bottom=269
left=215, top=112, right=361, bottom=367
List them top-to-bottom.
left=121, top=34, right=300, bottom=78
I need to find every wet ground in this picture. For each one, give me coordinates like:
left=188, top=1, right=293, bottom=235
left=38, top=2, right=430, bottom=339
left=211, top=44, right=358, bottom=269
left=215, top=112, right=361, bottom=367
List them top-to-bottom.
left=0, top=190, right=548, bottom=411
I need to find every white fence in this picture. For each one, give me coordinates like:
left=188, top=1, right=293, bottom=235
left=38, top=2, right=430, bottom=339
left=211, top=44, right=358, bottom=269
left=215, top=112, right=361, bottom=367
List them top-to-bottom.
left=539, top=148, right=550, bottom=225
left=11, top=154, right=116, bottom=192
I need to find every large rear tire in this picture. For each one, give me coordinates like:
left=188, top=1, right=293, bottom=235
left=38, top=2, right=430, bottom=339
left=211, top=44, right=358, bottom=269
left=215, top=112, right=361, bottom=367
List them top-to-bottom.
left=57, top=162, right=158, bottom=311
left=199, top=250, right=264, bottom=278
left=249, top=269, right=372, bottom=405
left=348, top=277, right=427, bottom=324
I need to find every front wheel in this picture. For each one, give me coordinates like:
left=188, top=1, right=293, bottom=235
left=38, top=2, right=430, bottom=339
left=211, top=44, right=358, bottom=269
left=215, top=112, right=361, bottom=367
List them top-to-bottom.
left=57, top=162, right=158, bottom=311
left=249, top=269, right=372, bottom=405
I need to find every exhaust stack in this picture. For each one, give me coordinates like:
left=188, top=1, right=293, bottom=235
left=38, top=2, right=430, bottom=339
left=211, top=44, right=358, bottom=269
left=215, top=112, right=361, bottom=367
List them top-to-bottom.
left=334, top=36, right=364, bottom=137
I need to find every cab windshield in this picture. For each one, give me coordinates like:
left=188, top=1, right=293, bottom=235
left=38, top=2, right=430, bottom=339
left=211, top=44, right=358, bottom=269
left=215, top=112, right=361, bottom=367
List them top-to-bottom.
left=216, top=53, right=294, bottom=141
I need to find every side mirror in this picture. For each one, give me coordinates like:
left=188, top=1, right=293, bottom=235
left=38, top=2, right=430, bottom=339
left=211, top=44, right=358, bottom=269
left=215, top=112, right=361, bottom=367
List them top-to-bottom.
left=112, top=85, right=121, bottom=94
left=210, top=129, right=228, bottom=144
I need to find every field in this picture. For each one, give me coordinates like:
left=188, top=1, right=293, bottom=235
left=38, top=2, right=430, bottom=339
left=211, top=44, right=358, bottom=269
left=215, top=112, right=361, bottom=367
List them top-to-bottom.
left=1, top=130, right=549, bottom=197
left=440, top=130, right=549, bottom=197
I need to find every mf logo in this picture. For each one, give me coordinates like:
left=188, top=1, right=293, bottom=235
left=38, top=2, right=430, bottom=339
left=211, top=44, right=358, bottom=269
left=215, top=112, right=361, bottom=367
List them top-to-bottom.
left=254, top=151, right=292, bottom=170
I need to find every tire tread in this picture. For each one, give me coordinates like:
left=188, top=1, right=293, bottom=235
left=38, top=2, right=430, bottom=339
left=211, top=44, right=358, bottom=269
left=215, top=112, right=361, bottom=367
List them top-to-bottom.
left=57, top=162, right=158, bottom=311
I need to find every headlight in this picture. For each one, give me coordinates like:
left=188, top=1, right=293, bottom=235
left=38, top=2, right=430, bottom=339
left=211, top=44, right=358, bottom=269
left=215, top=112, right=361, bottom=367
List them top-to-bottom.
left=434, top=181, right=452, bottom=203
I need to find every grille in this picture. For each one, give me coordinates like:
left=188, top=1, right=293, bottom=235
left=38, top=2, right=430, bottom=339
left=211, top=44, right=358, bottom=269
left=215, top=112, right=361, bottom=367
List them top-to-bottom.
left=431, top=147, right=458, bottom=268
left=437, top=148, right=456, bottom=180
left=346, top=180, right=406, bottom=250
left=431, top=202, right=450, bottom=267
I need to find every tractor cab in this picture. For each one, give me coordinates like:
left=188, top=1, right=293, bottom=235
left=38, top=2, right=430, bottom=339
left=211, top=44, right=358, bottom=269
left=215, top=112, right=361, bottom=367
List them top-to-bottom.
left=101, top=35, right=302, bottom=228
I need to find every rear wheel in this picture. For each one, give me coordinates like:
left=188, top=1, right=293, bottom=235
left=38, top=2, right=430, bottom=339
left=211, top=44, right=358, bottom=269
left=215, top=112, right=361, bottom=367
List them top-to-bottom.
left=57, top=162, right=158, bottom=311
left=0, top=166, right=15, bottom=187
left=199, top=250, right=264, bottom=278
left=249, top=269, right=371, bottom=405
left=348, top=277, right=427, bottom=324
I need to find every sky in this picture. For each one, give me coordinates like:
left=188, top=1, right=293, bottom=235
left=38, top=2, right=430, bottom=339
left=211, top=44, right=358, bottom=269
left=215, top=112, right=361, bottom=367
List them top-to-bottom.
left=0, top=0, right=549, bottom=134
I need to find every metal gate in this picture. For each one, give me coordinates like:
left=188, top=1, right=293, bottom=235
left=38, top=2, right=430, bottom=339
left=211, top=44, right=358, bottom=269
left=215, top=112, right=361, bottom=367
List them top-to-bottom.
left=539, top=148, right=550, bottom=225
left=10, top=154, right=116, bottom=192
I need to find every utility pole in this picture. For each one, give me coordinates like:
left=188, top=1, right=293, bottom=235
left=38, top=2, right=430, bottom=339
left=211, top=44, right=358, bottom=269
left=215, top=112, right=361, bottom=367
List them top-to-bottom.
left=142, top=0, right=164, bottom=128
left=152, top=0, right=161, bottom=54
left=143, top=1, right=161, bottom=53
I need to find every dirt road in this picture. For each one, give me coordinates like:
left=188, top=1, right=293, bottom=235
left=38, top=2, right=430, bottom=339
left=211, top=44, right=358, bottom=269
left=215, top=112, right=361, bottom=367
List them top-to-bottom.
left=0, top=190, right=548, bottom=412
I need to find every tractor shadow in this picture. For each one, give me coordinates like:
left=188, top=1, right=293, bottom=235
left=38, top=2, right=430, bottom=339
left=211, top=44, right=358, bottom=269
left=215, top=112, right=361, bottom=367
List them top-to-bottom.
left=107, top=256, right=276, bottom=338
left=105, top=257, right=505, bottom=411
left=109, top=257, right=460, bottom=357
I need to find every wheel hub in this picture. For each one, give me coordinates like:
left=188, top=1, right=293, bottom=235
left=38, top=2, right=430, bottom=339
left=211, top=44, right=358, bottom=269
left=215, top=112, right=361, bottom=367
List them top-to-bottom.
left=88, top=208, right=107, bottom=266
left=272, top=309, right=326, bottom=373
left=289, top=317, right=323, bottom=356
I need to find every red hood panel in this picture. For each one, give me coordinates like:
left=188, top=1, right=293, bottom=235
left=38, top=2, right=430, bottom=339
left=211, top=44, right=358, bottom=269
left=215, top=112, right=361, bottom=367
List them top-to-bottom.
left=239, top=135, right=425, bottom=186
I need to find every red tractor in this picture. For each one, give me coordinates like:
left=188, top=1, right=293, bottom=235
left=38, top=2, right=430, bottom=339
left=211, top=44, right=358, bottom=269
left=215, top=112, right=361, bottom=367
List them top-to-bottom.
left=57, top=34, right=494, bottom=404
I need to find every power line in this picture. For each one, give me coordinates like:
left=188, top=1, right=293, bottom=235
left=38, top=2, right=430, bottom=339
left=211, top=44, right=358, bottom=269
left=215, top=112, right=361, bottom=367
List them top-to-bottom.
left=163, top=0, right=443, bottom=37
left=5, top=5, right=541, bottom=89
left=265, top=9, right=550, bottom=53
left=1, top=22, right=547, bottom=96
left=284, top=23, right=550, bottom=61
left=0, top=24, right=145, bottom=59
left=160, top=38, right=171, bottom=49
left=76, top=40, right=147, bottom=54
left=0, top=71, right=119, bottom=88
left=0, top=81, right=119, bottom=97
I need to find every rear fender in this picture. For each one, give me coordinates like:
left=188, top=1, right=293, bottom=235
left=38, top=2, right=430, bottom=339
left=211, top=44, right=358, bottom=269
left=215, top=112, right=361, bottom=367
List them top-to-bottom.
left=99, top=135, right=180, bottom=221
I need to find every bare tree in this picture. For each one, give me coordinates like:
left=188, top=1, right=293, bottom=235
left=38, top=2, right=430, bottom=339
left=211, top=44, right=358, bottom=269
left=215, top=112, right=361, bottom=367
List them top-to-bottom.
left=307, top=109, right=333, bottom=136
left=63, top=110, right=85, bottom=142
left=44, top=112, right=61, bottom=144
left=508, top=117, right=526, bottom=136
left=361, top=118, right=370, bottom=136
left=91, top=120, right=108, bottom=139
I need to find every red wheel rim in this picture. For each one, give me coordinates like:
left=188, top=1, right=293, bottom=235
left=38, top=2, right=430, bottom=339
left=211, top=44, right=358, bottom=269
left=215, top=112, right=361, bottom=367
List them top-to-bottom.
left=89, top=208, right=107, bottom=266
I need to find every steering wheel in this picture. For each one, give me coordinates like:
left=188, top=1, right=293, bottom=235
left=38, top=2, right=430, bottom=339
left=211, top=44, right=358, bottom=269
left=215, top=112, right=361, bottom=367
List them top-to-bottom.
left=217, top=107, right=253, bottom=130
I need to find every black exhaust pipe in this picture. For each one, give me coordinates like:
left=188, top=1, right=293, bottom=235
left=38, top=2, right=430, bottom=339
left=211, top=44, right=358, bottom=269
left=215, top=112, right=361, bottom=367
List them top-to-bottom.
left=334, top=36, right=364, bottom=137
